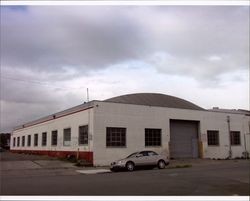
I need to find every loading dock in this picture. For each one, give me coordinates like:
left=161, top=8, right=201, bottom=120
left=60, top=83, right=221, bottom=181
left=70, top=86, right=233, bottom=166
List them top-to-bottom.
left=170, top=120, right=199, bottom=159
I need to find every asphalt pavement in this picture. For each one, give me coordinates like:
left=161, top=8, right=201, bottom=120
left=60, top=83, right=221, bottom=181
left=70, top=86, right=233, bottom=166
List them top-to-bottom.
left=0, top=152, right=249, bottom=196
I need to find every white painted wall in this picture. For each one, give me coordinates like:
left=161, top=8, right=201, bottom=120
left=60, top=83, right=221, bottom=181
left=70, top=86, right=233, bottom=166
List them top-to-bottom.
left=11, top=101, right=249, bottom=166
left=93, top=101, right=249, bottom=166
left=11, top=108, right=94, bottom=153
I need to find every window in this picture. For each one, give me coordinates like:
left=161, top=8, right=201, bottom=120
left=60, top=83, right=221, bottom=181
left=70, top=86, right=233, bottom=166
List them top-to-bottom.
left=79, top=125, right=88, bottom=145
left=106, top=127, right=126, bottom=147
left=63, top=128, right=71, bottom=146
left=145, top=128, right=161, bottom=146
left=51, top=130, right=58, bottom=146
left=207, top=130, right=219, bottom=146
left=230, top=131, right=241, bottom=145
left=42, top=132, right=47, bottom=146
left=34, top=134, right=38, bottom=146
left=28, top=135, right=31, bottom=146
left=22, top=136, right=25, bottom=147
left=13, top=137, right=16, bottom=147
left=17, top=137, right=20, bottom=147
left=138, top=151, right=158, bottom=157
left=148, top=151, right=158, bottom=156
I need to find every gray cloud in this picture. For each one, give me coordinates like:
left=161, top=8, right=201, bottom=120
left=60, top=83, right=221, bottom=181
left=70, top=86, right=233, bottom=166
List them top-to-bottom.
left=0, top=6, right=249, bottom=132
left=1, top=6, right=147, bottom=72
left=2, top=6, right=248, bottom=76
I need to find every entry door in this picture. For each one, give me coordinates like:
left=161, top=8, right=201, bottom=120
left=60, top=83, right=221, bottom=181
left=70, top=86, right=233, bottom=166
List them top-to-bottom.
left=170, top=120, right=199, bottom=159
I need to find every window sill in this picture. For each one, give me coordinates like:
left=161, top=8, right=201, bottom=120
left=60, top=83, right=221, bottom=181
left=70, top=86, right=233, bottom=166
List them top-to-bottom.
left=145, top=145, right=162, bottom=147
left=207, top=145, right=220, bottom=147
left=106, top=146, right=127, bottom=148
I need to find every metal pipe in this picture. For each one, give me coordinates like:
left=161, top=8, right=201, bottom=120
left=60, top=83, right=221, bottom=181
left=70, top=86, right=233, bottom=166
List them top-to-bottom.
left=227, top=116, right=232, bottom=159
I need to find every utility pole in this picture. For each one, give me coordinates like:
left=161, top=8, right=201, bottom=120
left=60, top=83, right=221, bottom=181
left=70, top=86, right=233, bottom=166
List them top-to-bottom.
left=87, top=88, right=89, bottom=102
left=227, top=116, right=232, bottom=159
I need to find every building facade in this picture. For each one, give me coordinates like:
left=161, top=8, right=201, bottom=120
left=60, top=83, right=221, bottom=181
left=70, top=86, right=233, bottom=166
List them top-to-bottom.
left=10, top=93, right=250, bottom=166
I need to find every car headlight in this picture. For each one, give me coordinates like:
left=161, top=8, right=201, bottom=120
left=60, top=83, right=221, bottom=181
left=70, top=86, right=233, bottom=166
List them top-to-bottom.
left=117, top=160, right=125, bottom=165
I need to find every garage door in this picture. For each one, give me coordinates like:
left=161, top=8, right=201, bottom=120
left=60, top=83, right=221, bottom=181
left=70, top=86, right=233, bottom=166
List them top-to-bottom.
left=170, top=120, right=199, bottom=159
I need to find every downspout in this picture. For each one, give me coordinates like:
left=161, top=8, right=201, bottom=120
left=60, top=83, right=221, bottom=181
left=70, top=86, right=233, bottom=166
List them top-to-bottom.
left=87, top=89, right=91, bottom=163
left=227, top=116, right=232, bottom=159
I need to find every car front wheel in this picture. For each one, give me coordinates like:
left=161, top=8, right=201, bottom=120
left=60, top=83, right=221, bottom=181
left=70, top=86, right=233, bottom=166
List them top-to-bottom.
left=158, top=160, right=166, bottom=169
left=126, top=162, right=135, bottom=171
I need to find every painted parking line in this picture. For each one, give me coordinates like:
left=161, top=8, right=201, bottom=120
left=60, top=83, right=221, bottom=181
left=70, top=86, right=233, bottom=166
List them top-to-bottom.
left=76, top=169, right=111, bottom=174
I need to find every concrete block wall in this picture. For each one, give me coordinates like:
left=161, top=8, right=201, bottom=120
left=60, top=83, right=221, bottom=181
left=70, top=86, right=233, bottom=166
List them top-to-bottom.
left=93, top=101, right=249, bottom=165
left=10, top=108, right=94, bottom=162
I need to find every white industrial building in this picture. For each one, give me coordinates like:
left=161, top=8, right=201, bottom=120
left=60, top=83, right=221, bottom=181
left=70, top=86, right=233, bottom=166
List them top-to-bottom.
left=10, top=93, right=250, bottom=166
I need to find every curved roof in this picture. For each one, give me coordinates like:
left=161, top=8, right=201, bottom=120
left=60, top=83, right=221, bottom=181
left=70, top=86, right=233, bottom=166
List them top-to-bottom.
left=104, top=93, right=204, bottom=110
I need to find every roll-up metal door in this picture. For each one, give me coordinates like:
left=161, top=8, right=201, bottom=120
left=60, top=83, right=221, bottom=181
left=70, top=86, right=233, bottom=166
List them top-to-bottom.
left=170, top=120, right=199, bottom=158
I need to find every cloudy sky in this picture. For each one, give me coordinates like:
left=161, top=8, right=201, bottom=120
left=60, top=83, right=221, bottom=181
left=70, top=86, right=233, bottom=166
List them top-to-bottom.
left=0, top=5, right=249, bottom=132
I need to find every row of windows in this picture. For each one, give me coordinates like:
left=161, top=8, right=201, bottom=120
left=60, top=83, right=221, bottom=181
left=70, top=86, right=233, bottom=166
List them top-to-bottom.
left=13, top=125, right=88, bottom=147
left=13, top=127, right=242, bottom=148
left=106, top=128, right=162, bottom=147
left=106, top=128, right=242, bottom=148
left=207, top=130, right=241, bottom=146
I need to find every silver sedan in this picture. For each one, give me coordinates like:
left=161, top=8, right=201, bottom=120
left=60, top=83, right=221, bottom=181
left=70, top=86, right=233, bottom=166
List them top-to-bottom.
left=110, top=150, right=169, bottom=171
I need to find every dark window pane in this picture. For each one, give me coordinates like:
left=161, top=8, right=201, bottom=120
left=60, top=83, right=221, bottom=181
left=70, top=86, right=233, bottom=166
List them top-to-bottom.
left=79, top=125, right=88, bottom=145
left=106, top=127, right=126, bottom=147
left=63, top=128, right=71, bottom=146
left=145, top=129, right=161, bottom=146
left=51, top=130, right=58, bottom=146
left=207, top=130, right=219, bottom=146
left=230, top=131, right=241, bottom=145
left=42, top=132, right=47, bottom=146
left=34, top=134, right=38, bottom=146
left=28, top=135, right=31, bottom=146
left=22, top=136, right=25, bottom=147
left=13, top=137, right=16, bottom=147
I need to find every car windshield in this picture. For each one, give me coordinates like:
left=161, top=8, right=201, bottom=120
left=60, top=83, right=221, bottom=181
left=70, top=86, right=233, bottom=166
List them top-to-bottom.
left=126, top=152, right=139, bottom=158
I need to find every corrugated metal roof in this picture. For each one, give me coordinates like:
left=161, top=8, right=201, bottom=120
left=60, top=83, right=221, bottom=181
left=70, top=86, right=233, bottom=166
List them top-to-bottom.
left=104, top=93, right=205, bottom=110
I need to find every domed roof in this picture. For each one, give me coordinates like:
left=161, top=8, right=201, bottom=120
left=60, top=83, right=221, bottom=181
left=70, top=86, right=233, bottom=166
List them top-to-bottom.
left=104, top=93, right=204, bottom=110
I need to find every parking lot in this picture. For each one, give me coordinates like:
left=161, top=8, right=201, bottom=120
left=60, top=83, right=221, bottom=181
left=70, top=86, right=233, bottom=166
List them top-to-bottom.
left=0, top=151, right=249, bottom=195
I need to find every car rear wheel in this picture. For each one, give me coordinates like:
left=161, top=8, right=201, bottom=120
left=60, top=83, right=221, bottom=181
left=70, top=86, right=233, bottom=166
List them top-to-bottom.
left=158, top=160, right=166, bottom=169
left=126, top=162, right=135, bottom=171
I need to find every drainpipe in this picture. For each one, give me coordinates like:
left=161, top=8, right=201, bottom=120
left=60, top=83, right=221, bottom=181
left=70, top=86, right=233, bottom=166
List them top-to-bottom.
left=87, top=89, right=91, bottom=163
left=227, top=116, right=232, bottom=159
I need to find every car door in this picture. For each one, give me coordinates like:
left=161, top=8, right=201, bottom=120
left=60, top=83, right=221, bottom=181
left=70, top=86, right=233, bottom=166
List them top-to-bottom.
left=133, top=151, right=148, bottom=166
left=147, top=151, right=159, bottom=165
left=131, top=153, right=142, bottom=166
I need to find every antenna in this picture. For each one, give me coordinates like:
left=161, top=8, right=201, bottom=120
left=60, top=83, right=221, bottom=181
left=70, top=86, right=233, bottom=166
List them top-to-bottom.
left=87, top=88, right=89, bottom=102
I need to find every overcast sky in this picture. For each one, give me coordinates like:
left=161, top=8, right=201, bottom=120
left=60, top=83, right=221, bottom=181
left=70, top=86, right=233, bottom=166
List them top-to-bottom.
left=0, top=5, right=249, bottom=132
